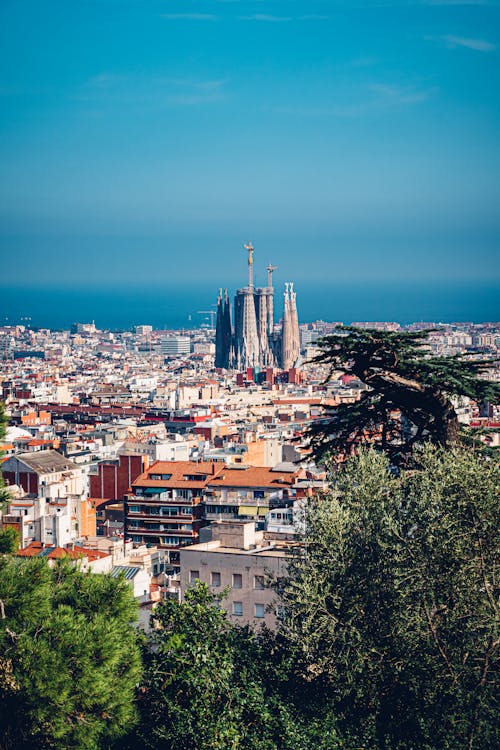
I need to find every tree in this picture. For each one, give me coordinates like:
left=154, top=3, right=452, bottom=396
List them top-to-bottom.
left=307, top=327, right=499, bottom=462
left=0, top=401, right=15, bottom=553
left=0, top=402, right=12, bottom=507
left=278, top=447, right=499, bottom=749
left=0, top=527, right=19, bottom=554
left=0, top=557, right=142, bottom=750
left=132, top=582, right=341, bottom=750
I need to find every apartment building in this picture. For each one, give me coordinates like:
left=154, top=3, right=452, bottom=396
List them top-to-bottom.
left=125, top=461, right=224, bottom=569
left=179, top=521, right=290, bottom=630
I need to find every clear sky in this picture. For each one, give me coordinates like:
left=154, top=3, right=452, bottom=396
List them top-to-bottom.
left=0, top=0, right=499, bottom=288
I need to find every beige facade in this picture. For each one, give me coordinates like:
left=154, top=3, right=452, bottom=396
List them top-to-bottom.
left=179, top=521, right=289, bottom=630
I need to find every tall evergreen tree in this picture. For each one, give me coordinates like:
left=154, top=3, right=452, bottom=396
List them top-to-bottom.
left=308, top=327, right=499, bottom=462
left=0, top=558, right=142, bottom=750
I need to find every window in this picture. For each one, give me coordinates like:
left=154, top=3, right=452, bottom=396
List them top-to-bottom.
left=128, top=505, right=141, bottom=513
left=163, top=536, right=179, bottom=545
left=190, top=570, right=200, bottom=584
left=211, top=571, right=221, bottom=587
left=232, top=573, right=242, bottom=589
left=254, top=575, right=265, bottom=590
left=232, top=601, right=243, bottom=616
left=255, top=603, right=265, bottom=619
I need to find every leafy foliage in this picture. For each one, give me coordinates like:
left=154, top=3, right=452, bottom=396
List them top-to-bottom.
left=308, top=327, right=499, bottom=462
left=0, top=402, right=12, bottom=509
left=278, top=447, right=500, bottom=749
left=0, top=527, right=19, bottom=554
left=0, top=558, right=142, bottom=750
left=131, top=582, right=342, bottom=750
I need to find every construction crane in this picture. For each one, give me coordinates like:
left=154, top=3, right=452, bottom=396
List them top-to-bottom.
left=197, top=310, right=216, bottom=329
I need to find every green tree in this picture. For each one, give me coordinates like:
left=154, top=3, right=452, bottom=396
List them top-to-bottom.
left=308, top=327, right=499, bottom=462
left=0, top=401, right=15, bottom=552
left=0, top=401, right=12, bottom=506
left=278, top=447, right=499, bottom=749
left=0, top=527, right=19, bottom=554
left=0, top=557, right=142, bottom=750
left=133, top=582, right=341, bottom=750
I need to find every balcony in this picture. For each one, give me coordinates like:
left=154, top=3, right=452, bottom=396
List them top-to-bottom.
left=127, top=511, right=194, bottom=521
left=204, top=511, right=238, bottom=521
left=127, top=526, right=195, bottom=537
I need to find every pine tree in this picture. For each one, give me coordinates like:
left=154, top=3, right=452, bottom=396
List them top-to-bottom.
left=308, top=327, right=499, bottom=462
left=0, top=558, right=142, bottom=750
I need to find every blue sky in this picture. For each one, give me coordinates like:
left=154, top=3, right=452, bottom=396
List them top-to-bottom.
left=0, top=0, right=499, bottom=288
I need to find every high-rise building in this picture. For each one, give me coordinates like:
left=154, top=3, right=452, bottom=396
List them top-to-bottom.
left=215, top=243, right=300, bottom=370
left=161, top=336, right=191, bottom=357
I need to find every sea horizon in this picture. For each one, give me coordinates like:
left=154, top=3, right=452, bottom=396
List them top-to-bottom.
left=1, top=280, right=498, bottom=331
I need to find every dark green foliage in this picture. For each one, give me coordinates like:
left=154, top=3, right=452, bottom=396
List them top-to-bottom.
left=308, top=327, right=499, bottom=462
left=0, top=402, right=12, bottom=509
left=279, top=447, right=500, bottom=749
left=0, top=527, right=19, bottom=554
left=0, top=558, right=142, bottom=750
left=131, top=582, right=342, bottom=750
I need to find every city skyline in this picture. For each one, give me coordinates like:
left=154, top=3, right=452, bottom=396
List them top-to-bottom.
left=0, top=0, right=499, bottom=289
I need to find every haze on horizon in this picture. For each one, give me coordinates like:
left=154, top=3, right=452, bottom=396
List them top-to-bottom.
left=0, top=0, right=499, bottom=288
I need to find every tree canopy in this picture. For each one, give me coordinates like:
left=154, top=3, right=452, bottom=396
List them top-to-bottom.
left=307, top=327, right=499, bottom=462
left=278, top=447, right=499, bottom=750
left=0, top=558, right=142, bottom=750
left=131, top=582, right=341, bottom=750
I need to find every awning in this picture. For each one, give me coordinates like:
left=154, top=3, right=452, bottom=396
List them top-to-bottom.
left=144, top=488, right=166, bottom=495
left=238, top=505, right=257, bottom=516
left=257, top=507, right=268, bottom=516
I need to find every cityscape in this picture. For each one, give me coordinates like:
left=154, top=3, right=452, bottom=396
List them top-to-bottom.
left=0, top=1, right=499, bottom=748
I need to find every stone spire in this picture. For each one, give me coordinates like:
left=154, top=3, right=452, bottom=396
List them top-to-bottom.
left=266, top=263, right=277, bottom=337
left=289, top=282, right=300, bottom=366
left=281, top=283, right=293, bottom=370
left=215, top=289, right=225, bottom=368
left=223, top=289, right=233, bottom=368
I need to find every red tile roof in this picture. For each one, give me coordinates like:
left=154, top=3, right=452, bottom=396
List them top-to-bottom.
left=132, top=460, right=224, bottom=490
left=208, top=466, right=298, bottom=489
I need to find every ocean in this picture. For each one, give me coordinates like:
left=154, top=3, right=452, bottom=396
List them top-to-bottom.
left=1, top=281, right=498, bottom=330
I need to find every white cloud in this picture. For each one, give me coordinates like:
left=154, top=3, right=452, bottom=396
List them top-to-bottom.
left=161, top=13, right=217, bottom=21
left=239, top=14, right=292, bottom=22
left=426, top=33, right=496, bottom=51
left=443, top=35, right=496, bottom=51
left=76, top=74, right=228, bottom=108
left=272, top=83, right=436, bottom=118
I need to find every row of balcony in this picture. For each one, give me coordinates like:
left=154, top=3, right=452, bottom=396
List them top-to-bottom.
left=126, top=510, right=195, bottom=521
left=126, top=526, right=196, bottom=537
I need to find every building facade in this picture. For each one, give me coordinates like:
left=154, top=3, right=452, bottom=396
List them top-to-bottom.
left=179, top=521, right=290, bottom=630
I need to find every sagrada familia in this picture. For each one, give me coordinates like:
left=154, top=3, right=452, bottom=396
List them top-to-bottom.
left=215, top=242, right=300, bottom=371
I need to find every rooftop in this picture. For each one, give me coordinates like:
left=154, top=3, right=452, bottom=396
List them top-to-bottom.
left=8, top=449, right=78, bottom=474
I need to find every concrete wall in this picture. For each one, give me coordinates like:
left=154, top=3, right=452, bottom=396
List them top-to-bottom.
left=179, top=545, right=288, bottom=630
